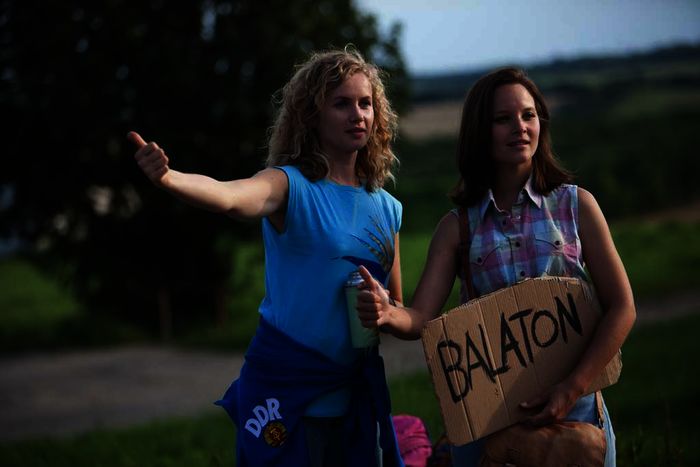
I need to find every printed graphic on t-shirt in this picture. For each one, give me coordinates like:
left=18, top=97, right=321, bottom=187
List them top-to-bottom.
left=339, top=215, right=396, bottom=283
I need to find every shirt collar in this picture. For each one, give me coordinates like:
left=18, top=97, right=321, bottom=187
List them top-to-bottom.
left=478, top=175, right=543, bottom=220
left=522, top=176, right=543, bottom=209
left=478, top=191, right=497, bottom=220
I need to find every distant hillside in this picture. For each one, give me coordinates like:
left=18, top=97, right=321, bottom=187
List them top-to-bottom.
left=396, top=42, right=700, bottom=229
left=410, top=42, right=700, bottom=103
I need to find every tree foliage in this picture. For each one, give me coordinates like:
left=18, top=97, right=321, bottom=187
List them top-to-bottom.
left=0, top=0, right=408, bottom=337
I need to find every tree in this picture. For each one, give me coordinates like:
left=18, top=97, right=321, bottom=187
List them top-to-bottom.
left=0, top=0, right=408, bottom=339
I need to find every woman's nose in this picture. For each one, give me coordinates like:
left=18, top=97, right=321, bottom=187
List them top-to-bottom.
left=349, top=105, right=363, bottom=122
left=512, top=118, right=527, bottom=134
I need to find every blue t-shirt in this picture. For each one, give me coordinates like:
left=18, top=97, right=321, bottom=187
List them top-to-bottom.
left=259, top=165, right=401, bottom=415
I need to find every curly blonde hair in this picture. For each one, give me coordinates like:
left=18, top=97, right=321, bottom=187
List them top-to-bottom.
left=266, top=47, right=398, bottom=191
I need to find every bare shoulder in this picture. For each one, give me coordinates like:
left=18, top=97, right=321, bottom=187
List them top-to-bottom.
left=219, top=167, right=290, bottom=222
left=248, top=167, right=290, bottom=204
left=252, top=167, right=289, bottom=188
left=577, top=186, right=597, bottom=209
left=577, top=187, right=605, bottom=225
left=430, top=211, right=460, bottom=251
left=432, top=211, right=461, bottom=249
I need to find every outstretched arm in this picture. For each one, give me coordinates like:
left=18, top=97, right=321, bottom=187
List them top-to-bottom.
left=127, top=131, right=288, bottom=222
left=523, top=188, right=636, bottom=425
left=356, top=213, right=460, bottom=340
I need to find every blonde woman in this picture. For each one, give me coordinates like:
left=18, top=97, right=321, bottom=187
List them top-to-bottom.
left=128, top=48, right=405, bottom=467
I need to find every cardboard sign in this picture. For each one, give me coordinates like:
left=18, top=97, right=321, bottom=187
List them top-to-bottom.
left=421, top=277, right=622, bottom=445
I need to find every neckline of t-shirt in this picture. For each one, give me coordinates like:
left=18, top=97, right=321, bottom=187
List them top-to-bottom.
left=322, top=178, right=367, bottom=192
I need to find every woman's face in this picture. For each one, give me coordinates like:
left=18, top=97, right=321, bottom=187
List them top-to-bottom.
left=316, top=72, right=374, bottom=161
left=490, top=83, right=540, bottom=170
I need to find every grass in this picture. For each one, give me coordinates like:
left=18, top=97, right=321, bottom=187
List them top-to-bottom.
left=613, top=221, right=700, bottom=298
left=0, top=258, right=146, bottom=352
left=0, top=258, right=80, bottom=329
left=2, top=312, right=698, bottom=466
left=604, top=313, right=700, bottom=465
left=0, top=414, right=235, bottom=467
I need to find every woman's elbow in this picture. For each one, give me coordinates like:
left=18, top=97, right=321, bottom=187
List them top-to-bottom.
left=615, top=296, right=637, bottom=335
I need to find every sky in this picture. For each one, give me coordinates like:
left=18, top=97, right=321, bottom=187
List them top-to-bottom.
left=357, top=0, right=700, bottom=74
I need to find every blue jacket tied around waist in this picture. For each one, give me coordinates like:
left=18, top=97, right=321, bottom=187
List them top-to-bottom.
left=215, top=318, right=404, bottom=467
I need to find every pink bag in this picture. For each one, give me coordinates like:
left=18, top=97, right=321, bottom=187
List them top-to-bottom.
left=393, top=415, right=433, bottom=467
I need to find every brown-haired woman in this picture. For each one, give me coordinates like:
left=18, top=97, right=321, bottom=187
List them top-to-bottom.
left=128, top=47, right=404, bottom=467
left=356, top=67, right=635, bottom=466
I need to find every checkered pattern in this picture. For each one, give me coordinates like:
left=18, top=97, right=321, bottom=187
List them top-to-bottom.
left=457, top=181, right=588, bottom=302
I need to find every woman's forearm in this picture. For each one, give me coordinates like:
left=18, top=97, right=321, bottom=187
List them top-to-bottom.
left=129, top=131, right=287, bottom=220
left=160, top=170, right=237, bottom=213
left=567, top=301, right=636, bottom=394
left=381, top=303, right=431, bottom=340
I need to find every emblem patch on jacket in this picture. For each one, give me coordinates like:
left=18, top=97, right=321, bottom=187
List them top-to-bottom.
left=263, top=421, right=288, bottom=447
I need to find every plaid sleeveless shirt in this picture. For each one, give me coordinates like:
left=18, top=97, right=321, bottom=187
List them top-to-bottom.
left=456, top=179, right=588, bottom=303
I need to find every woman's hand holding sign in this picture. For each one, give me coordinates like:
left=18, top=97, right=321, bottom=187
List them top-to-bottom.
left=520, top=378, right=583, bottom=427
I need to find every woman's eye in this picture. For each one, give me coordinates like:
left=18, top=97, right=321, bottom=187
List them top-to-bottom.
left=360, top=99, right=372, bottom=108
left=523, top=112, right=537, bottom=120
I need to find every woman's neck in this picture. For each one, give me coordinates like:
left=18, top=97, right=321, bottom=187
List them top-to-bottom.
left=327, top=156, right=360, bottom=186
left=493, top=166, right=531, bottom=212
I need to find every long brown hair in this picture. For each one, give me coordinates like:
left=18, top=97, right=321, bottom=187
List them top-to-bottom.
left=266, top=47, right=398, bottom=191
left=450, top=67, right=572, bottom=206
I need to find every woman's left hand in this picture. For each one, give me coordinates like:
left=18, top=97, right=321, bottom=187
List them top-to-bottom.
left=355, top=265, right=392, bottom=329
left=519, top=379, right=584, bottom=426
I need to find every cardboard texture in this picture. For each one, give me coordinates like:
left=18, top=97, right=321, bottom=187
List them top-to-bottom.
left=421, top=277, right=622, bottom=446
